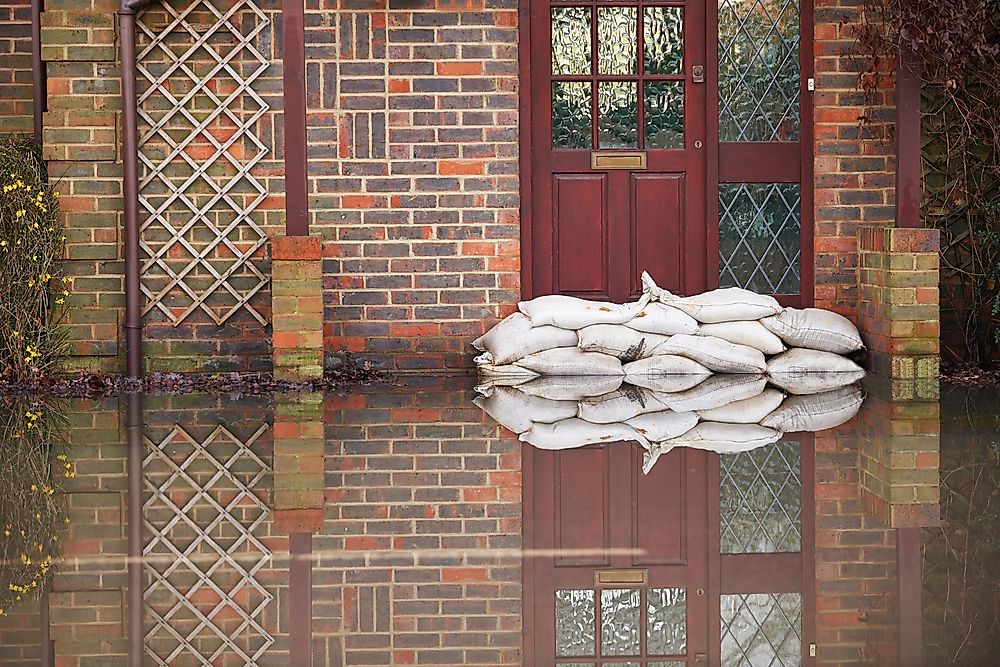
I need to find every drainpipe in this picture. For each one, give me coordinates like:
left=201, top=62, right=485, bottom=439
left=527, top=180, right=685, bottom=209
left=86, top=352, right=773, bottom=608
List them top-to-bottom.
left=31, top=0, right=43, bottom=141
left=118, top=0, right=156, bottom=378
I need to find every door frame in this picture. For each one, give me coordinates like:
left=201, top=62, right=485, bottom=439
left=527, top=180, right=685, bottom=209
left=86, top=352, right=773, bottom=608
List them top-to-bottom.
left=518, top=0, right=815, bottom=306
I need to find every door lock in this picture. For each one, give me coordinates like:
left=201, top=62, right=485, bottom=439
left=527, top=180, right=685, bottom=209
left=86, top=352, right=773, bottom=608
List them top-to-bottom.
left=692, top=65, right=705, bottom=83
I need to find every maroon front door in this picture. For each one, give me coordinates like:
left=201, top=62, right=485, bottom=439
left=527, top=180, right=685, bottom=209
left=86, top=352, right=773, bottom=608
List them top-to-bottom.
left=529, top=0, right=708, bottom=301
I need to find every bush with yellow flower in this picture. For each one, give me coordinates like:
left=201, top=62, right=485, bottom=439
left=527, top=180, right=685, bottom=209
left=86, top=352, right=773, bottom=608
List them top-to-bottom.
left=1, top=136, right=70, bottom=382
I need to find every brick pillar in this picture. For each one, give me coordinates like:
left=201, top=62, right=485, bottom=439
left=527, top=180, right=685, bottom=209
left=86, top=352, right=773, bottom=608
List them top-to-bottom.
left=858, top=226, right=941, bottom=381
left=271, top=235, right=324, bottom=381
left=273, top=392, right=325, bottom=533
left=858, top=393, right=941, bottom=529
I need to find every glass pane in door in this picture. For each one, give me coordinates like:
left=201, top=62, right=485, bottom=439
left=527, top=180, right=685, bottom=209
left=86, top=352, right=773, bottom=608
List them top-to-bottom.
left=643, top=6, right=684, bottom=74
left=552, top=7, right=592, bottom=75
left=598, top=7, right=638, bottom=75
left=553, top=82, right=593, bottom=149
left=598, top=82, right=638, bottom=149
left=644, top=82, right=684, bottom=149
left=718, top=183, right=801, bottom=294
left=647, top=587, right=687, bottom=656
left=601, top=588, right=642, bottom=655
left=556, top=589, right=596, bottom=657
left=721, top=593, right=802, bottom=666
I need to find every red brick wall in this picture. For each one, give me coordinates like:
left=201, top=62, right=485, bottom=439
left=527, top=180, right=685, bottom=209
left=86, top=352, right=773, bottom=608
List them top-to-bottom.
left=0, top=0, right=32, bottom=134
left=307, top=0, right=521, bottom=372
left=813, top=0, right=897, bottom=319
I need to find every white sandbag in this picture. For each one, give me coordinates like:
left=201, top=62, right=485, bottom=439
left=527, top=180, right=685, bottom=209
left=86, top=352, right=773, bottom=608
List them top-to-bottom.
left=641, top=272, right=781, bottom=323
left=518, top=294, right=650, bottom=330
left=625, top=302, right=699, bottom=335
left=761, top=308, right=864, bottom=354
left=472, top=312, right=578, bottom=365
left=698, top=321, right=786, bottom=356
left=578, top=325, right=672, bottom=362
left=659, top=335, right=767, bottom=374
left=516, top=347, right=625, bottom=377
left=767, top=348, right=866, bottom=395
left=623, top=355, right=712, bottom=378
left=475, top=362, right=540, bottom=382
left=655, top=374, right=767, bottom=413
left=517, top=375, right=624, bottom=401
left=578, top=386, right=653, bottom=425
left=761, top=386, right=864, bottom=432
left=473, top=387, right=578, bottom=434
left=697, top=388, right=786, bottom=424
left=626, top=410, right=699, bottom=442
left=519, top=418, right=650, bottom=450
left=663, top=422, right=782, bottom=454
left=642, top=444, right=674, bottom=475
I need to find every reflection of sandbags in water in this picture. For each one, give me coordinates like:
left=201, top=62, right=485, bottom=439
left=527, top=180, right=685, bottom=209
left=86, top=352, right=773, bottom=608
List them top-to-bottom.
left=642, top=272, right=782, bottom=323
left=519, top=294, right=649, bottom=330
left=625, top=302, right=699, bottom=335
left=761, top=307, right=864, bottom=354
left=472, top=312, right=578, bottom=365
left=698, top=321, right=786, bottom=356
left=578, top=324, right=672, bottom=362
left=659, top=335, right=767, bottom=374
left=516, top=347, right=625, bottom=376
left=766, top=348, right=866, bottom=395
left=623, top=355, right=712, bottom=389
left=474, top=361, right=540, bottom=382
left=624, top=374, right=710, bottom=394
left=655, top=374, right=767, bottom=412
left=517, top=375, right=624, bottom=401
left=578, top=385, right=654, bottom=424
left=761, top=386, right=865, bottom=433
left=473, top=387, right=578, bottom=434
left=697, top=388, right=786, bottom=424
left=626, top=410, right=699, bottom=442
left=519, top=418, right=650, bottom=450
left=661, top=422, right=782, bottom=453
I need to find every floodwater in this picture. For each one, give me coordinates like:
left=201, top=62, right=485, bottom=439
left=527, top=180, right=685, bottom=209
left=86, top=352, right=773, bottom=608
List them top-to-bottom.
left=0, top=376, right=998, bottom=666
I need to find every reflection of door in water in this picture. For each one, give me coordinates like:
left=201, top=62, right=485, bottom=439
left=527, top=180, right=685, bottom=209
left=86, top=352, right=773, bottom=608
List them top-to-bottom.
left=528, top=0, right=812, bottom=306
left=523, top=437, right=815, bottom=666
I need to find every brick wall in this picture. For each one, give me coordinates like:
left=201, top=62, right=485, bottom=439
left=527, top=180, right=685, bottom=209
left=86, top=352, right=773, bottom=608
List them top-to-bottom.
left=0, top=0, right=32, bottom=134
left=307, top=0, right=521, bottom=372
left=813, top=0, right=897, bottom=318
left=0, top=605, right=42, bottom=666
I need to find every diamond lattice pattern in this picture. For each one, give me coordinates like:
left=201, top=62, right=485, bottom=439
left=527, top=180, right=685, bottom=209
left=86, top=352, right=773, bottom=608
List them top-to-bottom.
left=136, top=0, right=271, bottom=325
left=719, top=0, right=800, bottom=142
left=719, top=183, right=801, bottom=295
left=143, top=423, right=273, bottom=666
left=720, top=441, right=801, bottom=554
left=721, top=593, right=802, bottom=666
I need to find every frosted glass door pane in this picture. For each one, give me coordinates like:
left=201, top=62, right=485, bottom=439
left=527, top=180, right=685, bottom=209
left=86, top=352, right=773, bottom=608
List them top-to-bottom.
left=600, top=588, right=641, bottom=656
left=556, top=589, right=596, bottom=657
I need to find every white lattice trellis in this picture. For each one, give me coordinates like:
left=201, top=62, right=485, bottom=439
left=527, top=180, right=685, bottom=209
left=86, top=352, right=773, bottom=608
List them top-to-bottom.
left=136, top=0, right=271, bottom=325
left=143, top=423, right=273, bottom=666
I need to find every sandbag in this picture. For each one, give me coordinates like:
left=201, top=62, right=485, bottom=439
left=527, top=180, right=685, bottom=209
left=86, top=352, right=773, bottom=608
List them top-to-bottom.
left=641, top=272, right=781, bottom=323
left=518, top=294, right=650, bottom=330
left=625, top=302, right=699, bottom=335
left=761, top=308, right=864, bottom=354
left=472, top=312, right=579, bottom=365
left=698, top=321, right=786, bottom=356
left=578, top=325, right=672, bottom=362
left=659, top=335, right=767, bottom=374
left=516, top=348, right=625, bottom=377
left=767, top=348, right=866, bottom=395
left=623, top=355, right=712, bottom=393
left=475, top=361, right=540, bottom=382
left=624, top=373, right=710, bottom=394
left=655, top=374, right=767, bottom=413
left=517, top=375, right=624, bottom=401
left=578, top=386, right=653, bottom=425
left=761, top=386, right=864, bottom=432
left=473, top=387, right=577, bottom=434
left=697, top=388, right=786, bottom=424
left=626, top=410, right=699, bottom=442
left=519, top=418, right=650, bottom=450
left=663, top=421, right=782, bottom=454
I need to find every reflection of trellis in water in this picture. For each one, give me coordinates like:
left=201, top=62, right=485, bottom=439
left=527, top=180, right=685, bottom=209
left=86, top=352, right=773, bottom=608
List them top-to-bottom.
left=136, top=0, right=271, bottom=326
left=143, top=423, right=273, bottom=666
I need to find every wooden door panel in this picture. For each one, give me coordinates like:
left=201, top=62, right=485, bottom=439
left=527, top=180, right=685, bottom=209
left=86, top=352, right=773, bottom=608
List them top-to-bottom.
left=553, top=173, right=609, bottom=298
left=631, top=173, right=685, bottom=298
left=632, top=446, right=687, bottom=567
left=555, top=447, right=611, bottom=567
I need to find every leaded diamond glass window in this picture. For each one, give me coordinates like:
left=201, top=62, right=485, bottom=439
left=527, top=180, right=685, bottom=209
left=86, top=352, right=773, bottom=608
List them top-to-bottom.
left=719, top=0, right=800, bottom=142
left=719, top=183, right=801, bottom=295
left=720, top=441, right=802, bottom=554
left=721, top=593, right=802, bottom=666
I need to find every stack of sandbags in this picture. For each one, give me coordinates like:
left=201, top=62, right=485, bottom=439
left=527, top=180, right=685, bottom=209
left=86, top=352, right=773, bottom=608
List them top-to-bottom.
left=473, top=271, right=866, bottom=394
left=474, top=375, right=864, bottom=474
